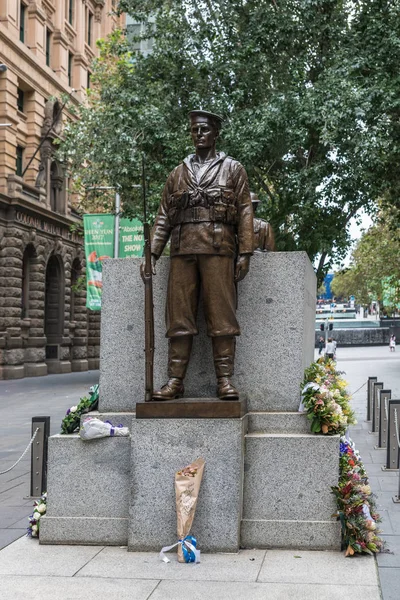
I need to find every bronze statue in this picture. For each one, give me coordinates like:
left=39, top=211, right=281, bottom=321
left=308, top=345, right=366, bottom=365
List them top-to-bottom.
left=146, top=110, right=254, bottom=401
left=251, top=192, right=276, bottom=252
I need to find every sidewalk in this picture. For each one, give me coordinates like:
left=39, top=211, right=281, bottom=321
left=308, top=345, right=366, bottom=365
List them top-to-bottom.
left=0, top=347, right=399, bottom=599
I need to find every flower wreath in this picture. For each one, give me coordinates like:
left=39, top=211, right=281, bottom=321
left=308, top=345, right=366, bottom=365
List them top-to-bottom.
left=27, top=492, right=47, bottom=538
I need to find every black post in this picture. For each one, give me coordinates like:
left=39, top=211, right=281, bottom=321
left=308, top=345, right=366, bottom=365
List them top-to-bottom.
left=30, top=417, right=50, bottom=497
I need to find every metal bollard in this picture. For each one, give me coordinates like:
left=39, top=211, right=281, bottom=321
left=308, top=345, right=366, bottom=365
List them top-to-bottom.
left=367, top=377, right=377, bottom=421
left=371, top=382, right=383, bottom=433
left=377, top=390, right=391, bottom=449
left=384, top=400, right=400, bottom=471
left=30, top=416, right=50, bottom=497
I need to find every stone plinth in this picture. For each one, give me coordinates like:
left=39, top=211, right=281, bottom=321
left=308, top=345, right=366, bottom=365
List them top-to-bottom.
left=100, top=252, right=315, bottom=412
left=128, top=417, right=246, bottom=553
left=241, top=432, right=341, bottom=549
left=40, top=434, right=131, bottom=545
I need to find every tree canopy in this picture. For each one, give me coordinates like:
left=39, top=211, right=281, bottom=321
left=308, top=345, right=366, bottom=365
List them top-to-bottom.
left=60, top=0, right=400, bottom=281
left=331, top=215, right=400, bottom=310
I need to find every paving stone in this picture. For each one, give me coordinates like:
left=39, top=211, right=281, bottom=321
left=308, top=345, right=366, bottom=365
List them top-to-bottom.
left=0, top=507, right=34, bottom=528
left=0, top=529, right=25, bottom=551
left=377, top=535, right=400, bottom=567
left=0, top=536, right=103, bottom=576
left=77, top=548, right=266, bottom=582
left=258, top=549, right=378, bottom=586
left=378, top=567, right=400, bottom=600
left=0, top=575, right=159, bottom=600
left=150, top=580, right=381, bottom=600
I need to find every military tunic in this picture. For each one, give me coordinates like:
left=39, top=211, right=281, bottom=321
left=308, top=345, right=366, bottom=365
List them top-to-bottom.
left=151, top=152, right=253, bottom=338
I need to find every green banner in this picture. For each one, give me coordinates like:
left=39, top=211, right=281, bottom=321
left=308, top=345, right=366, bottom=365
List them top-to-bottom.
left=83, top=214, right=114, bottom=310
left=119, top=217, right=144, bottom=258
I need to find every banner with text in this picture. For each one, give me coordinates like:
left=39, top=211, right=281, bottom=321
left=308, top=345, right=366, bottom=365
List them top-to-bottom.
left=83, top=214, right=114, bottom=310
left=83, top=215, right=145, bottom=310
left=119, top=217, right=145, bottom=258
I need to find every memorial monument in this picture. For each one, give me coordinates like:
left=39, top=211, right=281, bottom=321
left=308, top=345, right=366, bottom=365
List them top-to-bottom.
left=40, top=112, right=341, bottom=553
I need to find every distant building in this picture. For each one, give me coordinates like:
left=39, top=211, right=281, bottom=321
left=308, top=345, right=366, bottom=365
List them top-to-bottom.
left=0, top=1, right=124, bottom=379
left=126, top=14, right=155, bottom=56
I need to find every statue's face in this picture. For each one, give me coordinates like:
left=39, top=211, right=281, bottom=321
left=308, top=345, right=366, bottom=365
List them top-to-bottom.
left=190, top=117, right=218, bottom=151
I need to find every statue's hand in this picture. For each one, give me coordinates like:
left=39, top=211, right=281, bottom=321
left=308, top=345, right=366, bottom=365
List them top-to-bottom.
left=140, top=254, right=157, bottom=282
left=234, top=254, right=251, bottom=282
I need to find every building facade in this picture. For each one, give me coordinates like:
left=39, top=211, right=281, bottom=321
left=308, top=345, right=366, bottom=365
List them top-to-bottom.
left=0, top=1, right=124, bottom=379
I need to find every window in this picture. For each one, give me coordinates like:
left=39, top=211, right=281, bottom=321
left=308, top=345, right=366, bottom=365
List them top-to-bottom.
left=68, top=0, right=73, bottom=26
left=20, top=3, right=26, bottom=43
left=87, top=12, right=93, bottom=46
left=46, top=29, right=52, bottom=67
left=68, top=53, right=73, bottom=87
left=87, top=71, right=91, bottom=89
left=17, top=88, right=24, bottom=112
left=16, top=146, right=24, bottom=177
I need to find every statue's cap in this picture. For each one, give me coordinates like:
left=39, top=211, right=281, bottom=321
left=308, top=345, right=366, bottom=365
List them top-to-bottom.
left=188, top=110, right=223, bottom=126
left=250, top=192, right=261, bottom=204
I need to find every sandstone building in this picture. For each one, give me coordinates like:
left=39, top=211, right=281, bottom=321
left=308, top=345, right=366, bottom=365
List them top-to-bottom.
left=0, top=1, right=124, bottom=379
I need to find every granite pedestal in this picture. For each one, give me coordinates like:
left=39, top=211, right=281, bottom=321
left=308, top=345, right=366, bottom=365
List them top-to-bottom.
left=41, top=252, right=341, bottom=551
left=128, top=416, right=246, bottom=553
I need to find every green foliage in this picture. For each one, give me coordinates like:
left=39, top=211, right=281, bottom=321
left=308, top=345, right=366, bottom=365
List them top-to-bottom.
left=60, top=1, right=400, bottom=279
left=331, top=216, right=400, bottom=308
left=60, top=385, right=99, bottom=434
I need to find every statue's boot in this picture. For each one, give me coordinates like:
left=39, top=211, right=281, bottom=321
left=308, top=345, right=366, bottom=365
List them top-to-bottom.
left=152, top=336, right=192, bottom=401
left=212, top=336, right=239, bottom=400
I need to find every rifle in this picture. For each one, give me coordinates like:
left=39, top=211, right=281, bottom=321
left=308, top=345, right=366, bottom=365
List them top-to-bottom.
left=142, top=155, right=154, bottom=402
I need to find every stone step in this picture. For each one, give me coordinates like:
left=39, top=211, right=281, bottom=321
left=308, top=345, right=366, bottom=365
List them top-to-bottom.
left=247, top=411, right=310, bottom=434
left=242, top=431, right=341, bottom=550
left=40, top=434, right=131, bottom=546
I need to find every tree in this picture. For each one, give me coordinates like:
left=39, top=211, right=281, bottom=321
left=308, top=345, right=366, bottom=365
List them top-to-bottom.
left=60, top=1, right=400, bottom=282
left=331, top=220, right=400, bottom=309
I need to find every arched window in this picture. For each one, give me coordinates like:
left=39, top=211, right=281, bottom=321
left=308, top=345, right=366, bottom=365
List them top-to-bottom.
left=21, top=244, right=36, bottom=318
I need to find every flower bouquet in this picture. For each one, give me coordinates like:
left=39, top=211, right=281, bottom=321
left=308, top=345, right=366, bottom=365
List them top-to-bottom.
left=300, top=358, right=356, bottom=435
left=60, top=384, right=99, bottom=434
left=332, top=437, right=384, bottom=556
left=160, top=458, right=205, bottom=564
left=27, top=492, right=47, bottom=539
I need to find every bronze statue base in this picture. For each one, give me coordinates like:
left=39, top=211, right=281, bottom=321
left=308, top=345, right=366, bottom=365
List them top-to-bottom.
left=136, top=396, right=246, bottom=419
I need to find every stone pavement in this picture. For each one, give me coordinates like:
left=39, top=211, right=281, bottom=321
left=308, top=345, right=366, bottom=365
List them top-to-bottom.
left=335, top=345, right=400, bottom=600
left=0, top=346, right=399, bottom=599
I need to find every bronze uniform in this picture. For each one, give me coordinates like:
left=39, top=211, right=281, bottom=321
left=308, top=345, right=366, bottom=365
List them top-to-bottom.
left=151, top=151, right=253, bottom=384
left=253, top=218, right=276, bottom=252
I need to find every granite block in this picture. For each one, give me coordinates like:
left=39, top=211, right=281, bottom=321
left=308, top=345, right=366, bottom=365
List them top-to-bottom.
left=100, top=252, right=316, bottom=412
left=248, top=411, right=310, bottom=434
left=128, top=417, right=246, bottom=553
left=243, top=433, right=339, bottom=521
left=40, top=434, right=130, bottom=545
left=39, top=516, right=128, bottom=546
left=241, top=519, right=341, bottom=550
left=0, top=535, right=101, bottom=576
left=77, top=546, right=266, bottom=582
left=257, top=548, right=378, bottom=586
left=0, top=576, right=160, bottom=600
left=149, top=580, right=381, bottom=600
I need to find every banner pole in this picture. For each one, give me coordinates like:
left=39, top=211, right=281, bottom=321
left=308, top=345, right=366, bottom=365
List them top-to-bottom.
left=114, top=192, right=121, bottom=258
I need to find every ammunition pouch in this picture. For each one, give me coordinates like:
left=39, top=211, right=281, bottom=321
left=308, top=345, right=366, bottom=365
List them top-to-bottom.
left=168, top=189, right=238, bottom=226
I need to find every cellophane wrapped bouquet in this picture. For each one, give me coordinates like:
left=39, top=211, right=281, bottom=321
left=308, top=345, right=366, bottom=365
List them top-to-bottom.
left=160, top=458, right=205, bottom=563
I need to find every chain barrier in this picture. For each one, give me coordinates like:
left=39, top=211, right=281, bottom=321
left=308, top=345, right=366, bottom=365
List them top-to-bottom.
left=351, top=381, right=367, bottom=397
left=394, top=409, right=400, bottom=449
left=0, top=428, right=39, bottom=475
